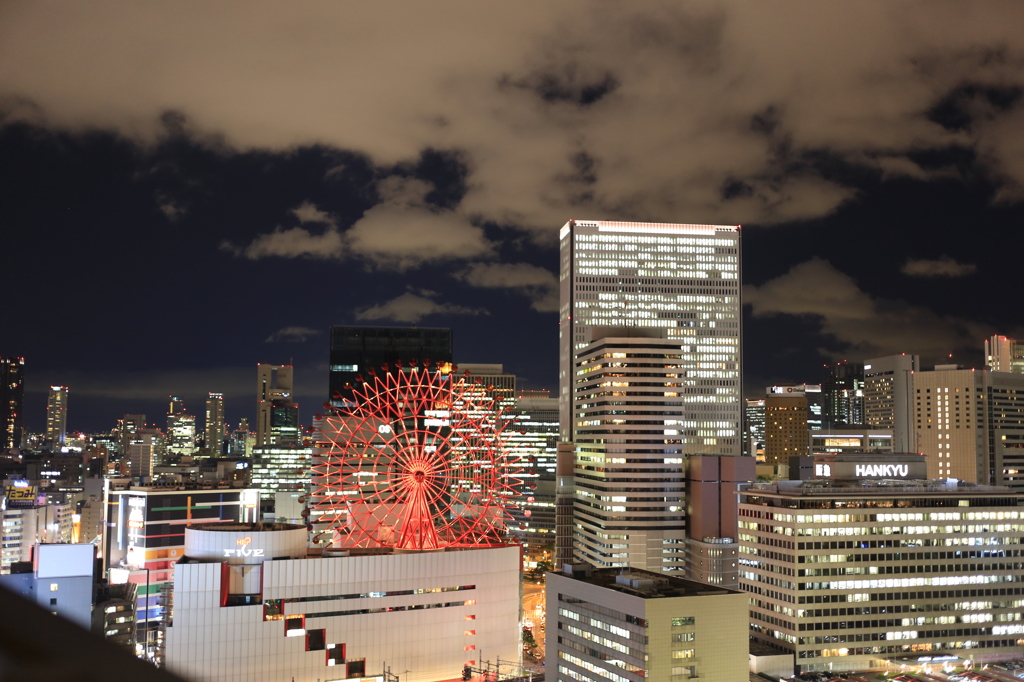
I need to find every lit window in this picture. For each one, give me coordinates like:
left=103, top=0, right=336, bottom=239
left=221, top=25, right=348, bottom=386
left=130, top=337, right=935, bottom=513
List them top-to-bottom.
left=49, top=583, right=58, bottom=592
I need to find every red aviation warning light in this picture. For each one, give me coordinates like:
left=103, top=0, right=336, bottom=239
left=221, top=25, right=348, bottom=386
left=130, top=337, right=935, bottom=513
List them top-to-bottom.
left=312, top=365, right=525, bottom=549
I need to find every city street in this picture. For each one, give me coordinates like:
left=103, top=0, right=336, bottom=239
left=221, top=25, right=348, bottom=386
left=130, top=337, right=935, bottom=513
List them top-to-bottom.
left=522, top=580, right=546, bottom=663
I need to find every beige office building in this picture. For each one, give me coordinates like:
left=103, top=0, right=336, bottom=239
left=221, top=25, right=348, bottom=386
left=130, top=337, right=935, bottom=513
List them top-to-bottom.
left=739, top=454, right=1024, bottom=673
left=547, top=563, right=748, bottom=682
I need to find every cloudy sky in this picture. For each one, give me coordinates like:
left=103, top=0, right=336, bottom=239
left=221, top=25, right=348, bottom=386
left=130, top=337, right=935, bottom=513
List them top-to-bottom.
left=3, top=1, right=1024, bottom=432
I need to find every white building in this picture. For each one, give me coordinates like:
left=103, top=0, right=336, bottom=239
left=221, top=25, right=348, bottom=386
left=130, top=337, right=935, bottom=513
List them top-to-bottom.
left=557, top=219, right=741, bottom=451
left=572, top=334, right=692, bottom=572
left=986, top=335, right=1024, bottom=374
left=863, top=354, right=918, bottom=453
left=739, top=455, right=1024, bottom=673
left=165, top=523, right=521, bottom=682
left=0, top=542, right=95, bottom=628
left=546, top=563, right=749, bottom=682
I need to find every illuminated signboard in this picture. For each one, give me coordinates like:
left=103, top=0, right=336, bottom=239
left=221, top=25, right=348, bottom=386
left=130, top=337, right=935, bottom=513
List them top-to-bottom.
left=814, top=458, right=926, bottom=480
left=4, top=485, right=37, bottom=502
left=127, top=496, right=146, bottom=529
left=223, top=536, right=265, bottom=558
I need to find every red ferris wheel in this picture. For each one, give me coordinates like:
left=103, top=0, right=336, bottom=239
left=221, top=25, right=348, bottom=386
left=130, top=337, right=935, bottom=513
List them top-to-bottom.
left=312, top=362, right=524, bottom=550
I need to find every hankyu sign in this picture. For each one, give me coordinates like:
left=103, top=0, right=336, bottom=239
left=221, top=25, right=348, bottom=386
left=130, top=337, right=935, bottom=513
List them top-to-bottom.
left=814, top=458, right=926, bottom=480
left=855, top=463, right=908, bottom=477
left=223, top=536, right=264, bottom=558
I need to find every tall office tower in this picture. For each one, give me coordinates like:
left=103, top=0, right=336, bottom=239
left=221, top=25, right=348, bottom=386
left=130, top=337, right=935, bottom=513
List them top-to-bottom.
left=558, top=219, right=742, bottom=447
left=328, top=325, right=453, bottom=406
left=572, top=333, right=693, bottom=572
left=986, top=335, right=1024, bottom=374
left=863, top=353, right=918, bottom=452
left=1, top=357, right=25, bottom=451
left=823, top=361, right=865, bottom=427
left=256, top=364, right=298, bottom=447
left=45, top=385, right=68, bottom=445
left=764, top=385, right=810, bottom=465
left=41, top=386, right=66, bottom=448
left=204, top=392, right=225, bottom=455
left=506, top=392, right=559, bottom=538
left=165, top=397, right=195, bottom=458
left=744, top=399, right=765, bottom=458
left=117, top=414, right=146, bottom=456
left=228, top=418, right=254, bottom=456
left=127, top=429, right=163, bottom=480
left=739, top=454, right=1024, bottom=673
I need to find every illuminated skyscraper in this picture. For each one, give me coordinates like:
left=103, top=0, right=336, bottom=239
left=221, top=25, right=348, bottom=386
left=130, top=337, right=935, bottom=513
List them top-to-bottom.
left=557, top=219, right=742, bottom=451
left=986, top=334, right=1024, bottom=374
left=863, top=353, right=918, bottom=453
left=0, top=357, right=24, bottom=451
left=823, top=360, right=865, bottom=427
left=256, top=364, right=298, bottom=447
left=45, top=385, right=68, bottom=445
left=204, top=392, right=225, bottom=455
left=165, top=396, right=195, bottom=458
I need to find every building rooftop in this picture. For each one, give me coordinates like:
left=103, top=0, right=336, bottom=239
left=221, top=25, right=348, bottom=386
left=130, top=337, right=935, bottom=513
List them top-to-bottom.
left=747, top=478, right=1018, bottom=497
left=555, top=564, right=741, bottom=599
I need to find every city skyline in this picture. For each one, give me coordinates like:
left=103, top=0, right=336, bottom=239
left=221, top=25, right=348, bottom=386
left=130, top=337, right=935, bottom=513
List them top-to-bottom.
left=4, top=3, right=1024, bottom=433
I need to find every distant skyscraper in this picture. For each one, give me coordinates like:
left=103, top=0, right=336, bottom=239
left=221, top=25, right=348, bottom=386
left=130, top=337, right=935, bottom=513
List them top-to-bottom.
left=558, top=219, right=742, bottom=451
left=328, top=326, right=453, bottom=406
left=986, top=335, right=1024, bottom=374
left=863, top=354, right=918, bottom=452
left=1, top=357, right=25, bottom=451
left=823, top=360, right=864, bottom=427
left=256, top=364, right=298, bottom=447
left=45, top=385, right=68, bottom=445
left=764, top=385, right=810, bottom=465
left=204, top=392, right=225, bottom=455
left=165, top=397, right=195, bottom=458
left=743, top=398, right=765, bottom=458
left=117, top=414, right=146, bottom=459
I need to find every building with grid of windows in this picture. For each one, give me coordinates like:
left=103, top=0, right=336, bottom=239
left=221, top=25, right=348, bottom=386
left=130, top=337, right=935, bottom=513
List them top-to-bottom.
left=558, top=220, right=741, bottom=451
left=1, top=356, right=25, bottom=451
left=738, top=455, right=1024, bottom=673
left=165, top=524, right=520, bottom=682
left=546, top=562, right=748, bottom=682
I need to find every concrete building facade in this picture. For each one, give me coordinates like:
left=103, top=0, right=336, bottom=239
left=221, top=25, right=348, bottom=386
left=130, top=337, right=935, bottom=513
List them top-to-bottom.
left=739, top=456, right=1024, bottom=672
left=546, top=563, right=749, bottom=682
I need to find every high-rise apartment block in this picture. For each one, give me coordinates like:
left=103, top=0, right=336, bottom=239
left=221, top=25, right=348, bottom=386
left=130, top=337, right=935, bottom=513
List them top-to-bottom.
left=558, top=220, right=741, bottom=448
left=328, top=326, right=453, bottom=406
left=986, top=335, right=1024, bottom=374
left=864, top=354, right=918, bottom=452
left=1, top=356, right=24, bottom=451
left=256, top=364, right=298, bottom=447
left=45, top=385, right=68, bottom=445
left=204, top=392, right=225, bottom=455
left=739, top=454, right=1024, bottom=673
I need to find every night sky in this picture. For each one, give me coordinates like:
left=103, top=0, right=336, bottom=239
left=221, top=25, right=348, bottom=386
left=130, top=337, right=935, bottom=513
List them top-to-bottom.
left=2, top=3, right=1023, bottom=433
